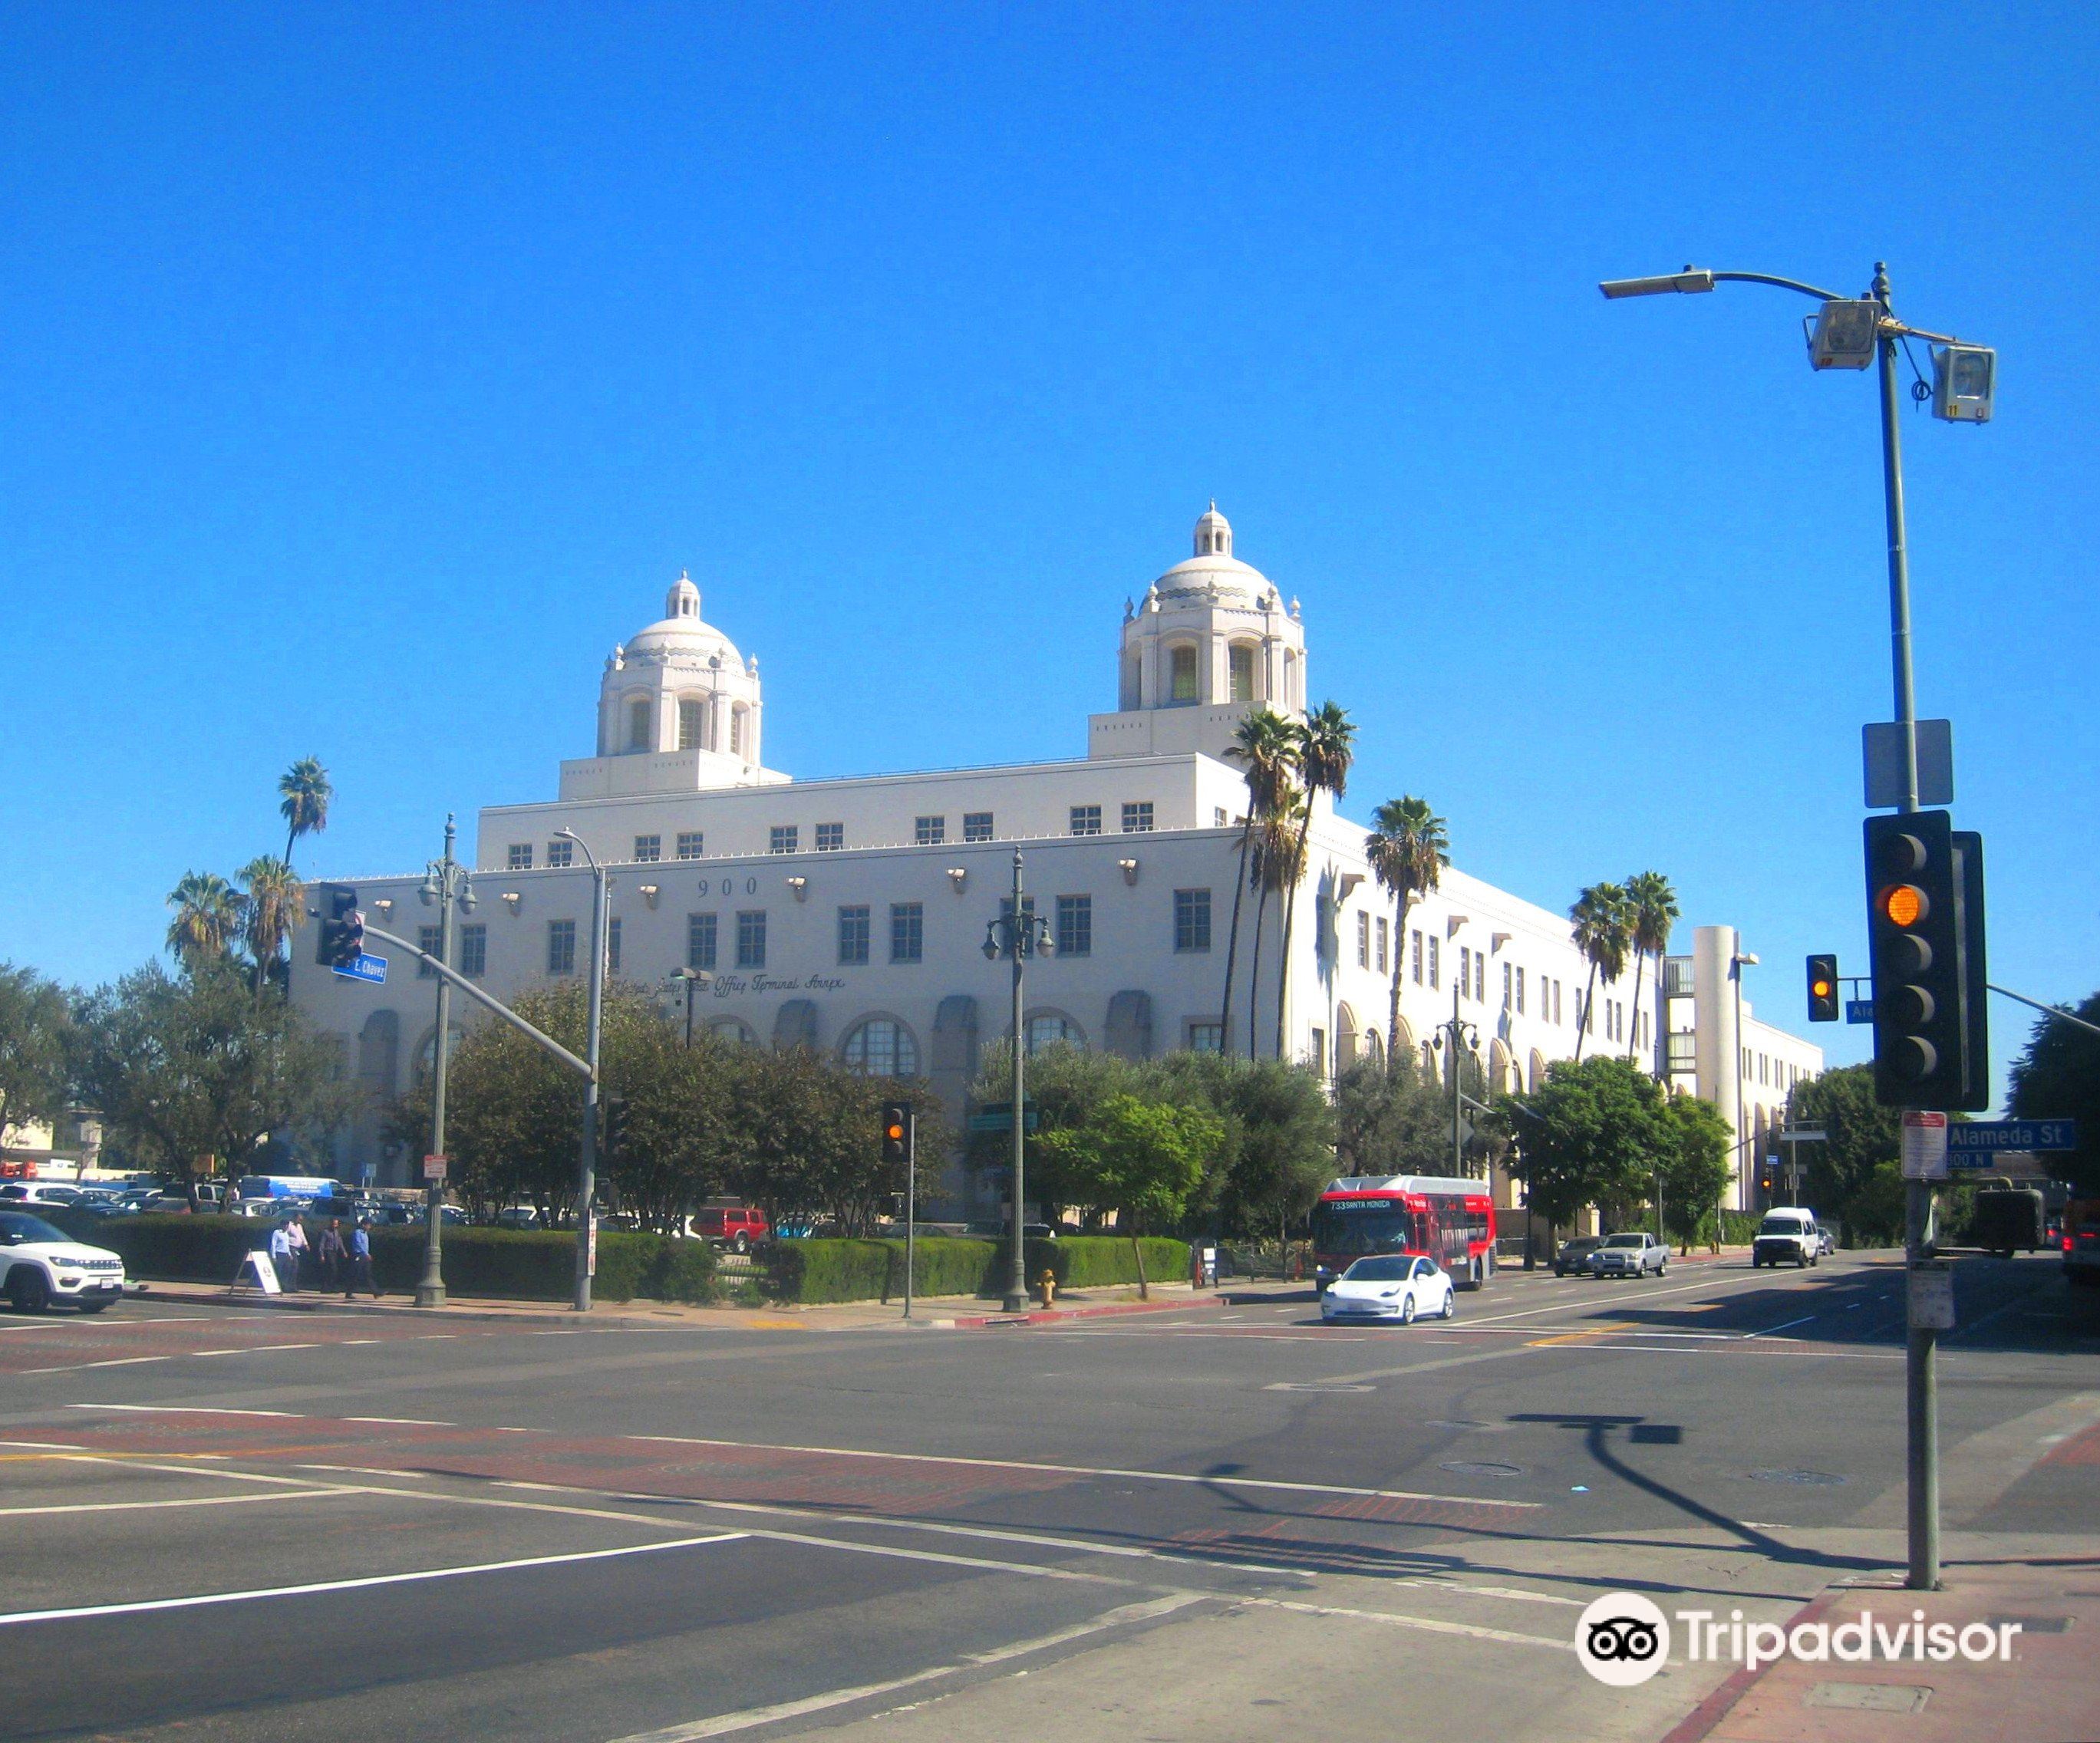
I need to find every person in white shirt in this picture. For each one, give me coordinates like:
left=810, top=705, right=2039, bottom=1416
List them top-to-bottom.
left=281, top=1216, right=310, bottom=1291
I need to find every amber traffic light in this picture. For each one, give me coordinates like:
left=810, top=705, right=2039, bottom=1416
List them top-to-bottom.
left=1863, top=811, right=1987, bottom=1110
left=1806, top=954, right=1840, bottom=1023
left=881, top=1101, right=913, bottom=1165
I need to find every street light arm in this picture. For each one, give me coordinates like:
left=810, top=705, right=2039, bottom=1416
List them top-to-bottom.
left=1599, top=267, right=1846, bottom=303
left=361, top=922, right=595, bottom=1079
left=1989, top=982, right=2100, bottom=1041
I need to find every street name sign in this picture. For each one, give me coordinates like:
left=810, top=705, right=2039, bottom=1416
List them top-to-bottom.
left=334, top=952, right=387, bottom=986
left=1845, top=999, right=1874, bottom=1025
left=968, top=1104, right=1040, bottom=1135
left=1946, top=1119, right=2078, bottom=1163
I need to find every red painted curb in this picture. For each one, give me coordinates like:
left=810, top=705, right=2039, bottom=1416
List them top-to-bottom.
left=948, top=1293, right=1230, bottom=1329
left=1657, top=1587, right=1843, bottom=1743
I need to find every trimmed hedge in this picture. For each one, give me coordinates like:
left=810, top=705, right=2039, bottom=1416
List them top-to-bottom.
left=44, top=1212, right=717, bottom=1305
left=761, top=1234, right=1188, bottom=1305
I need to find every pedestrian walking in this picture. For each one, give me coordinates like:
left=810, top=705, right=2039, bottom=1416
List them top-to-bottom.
left=282, top=1215, right=310, bottom=1291
left=267, top=1219, right=296, bottom=1293
left=316, top=1219, right=347, bottom=1293
left=346, top=1219, right=379, bottom=1299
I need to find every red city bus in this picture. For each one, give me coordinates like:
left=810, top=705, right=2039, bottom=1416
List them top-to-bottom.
left=1310, top=1175, right=1497, bottom=1292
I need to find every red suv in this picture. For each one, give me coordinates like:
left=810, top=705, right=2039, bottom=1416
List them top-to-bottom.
left=691, top=1206, right=770, bottom=1253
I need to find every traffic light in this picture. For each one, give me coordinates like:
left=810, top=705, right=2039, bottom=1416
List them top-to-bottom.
left=1863, top=811, right=1988, bottom=1111
left=315, top=884, right=364, bottom=968
left=1806, top=954, right=1840, bottom=1023
left=601, top=1096, right=630, bottom=1160
left=881, top=1101, right=914, bottom=1165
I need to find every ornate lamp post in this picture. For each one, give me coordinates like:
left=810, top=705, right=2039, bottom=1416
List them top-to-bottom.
left=414, top=815, right=475, bottom=1308
left=982, top=849, right=1053, bottom=1313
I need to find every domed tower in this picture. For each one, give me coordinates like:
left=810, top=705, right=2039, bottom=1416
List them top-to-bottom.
left=1088, top=505, right=1307, bottom=762
left=574, top=573, right=781, bottom=792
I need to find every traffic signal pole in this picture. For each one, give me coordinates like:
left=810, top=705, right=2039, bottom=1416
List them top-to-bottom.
left=1874, top=264, right=1939, bottom=1592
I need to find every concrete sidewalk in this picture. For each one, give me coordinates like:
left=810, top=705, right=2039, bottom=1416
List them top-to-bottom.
left=1663, top=1538, right=2100, bottom=1743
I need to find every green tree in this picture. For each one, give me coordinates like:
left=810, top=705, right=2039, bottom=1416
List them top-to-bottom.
left=1275, top=700, right=1355, bottom=1057
left=1221, top=707, right=1299, bottom=1059
left=279, top=756, right=334, bottom=870
left=1364, top=796, right=1449, bottom=1069
left=237, top=855, right=305, bottom=993
left=1622, top=870, right=1679, bottom=1064
left=165, top=872, right=242, bottom=973
left=1568, top=881, right=1632, bottom=1062
left=75, top=957, right=348, bottom=1207
left=0, top=964, right=73, bottom=1138
left=2006, top=990, right=2100, bottom=1196
left=966, top=1041, right=1141, bottom=1222
left=1173, top=1053, right=1336, bottom=1241
left=1504, top=1055, right=1668, bottom=1236
left=1787, top=1064, right=1904, bottom=1244
left=1037, top=1092, right=1223, bottom=1295
left=1656, top=1092, right=1732, bottom=1252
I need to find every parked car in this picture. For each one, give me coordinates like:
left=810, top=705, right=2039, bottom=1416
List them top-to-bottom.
left=0, top=1183, right=83, bottom=1209
left=493, top=1206, right=542, bottom=1230
left=689, top=1206, right=770, bottom=1252
left=1752, top=1208, right=1822, bottom=1268
left=0, top=1210, right=127, bottom=1313
left=1589, top=1231, right=1668, bottom=1278
left=1554, top=1234, right=1610, bottom=1278
left=1320, top=1253, right=1455, bottom=1325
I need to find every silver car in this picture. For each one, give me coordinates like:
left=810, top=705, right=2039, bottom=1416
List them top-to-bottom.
left=1588, top=1231, right=1668, bottom=1278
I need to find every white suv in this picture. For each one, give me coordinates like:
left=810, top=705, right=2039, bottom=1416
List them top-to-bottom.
left=1752, top=1208, right=1822, bottom=1268
left=0, top=1211, right=127, bottom=1313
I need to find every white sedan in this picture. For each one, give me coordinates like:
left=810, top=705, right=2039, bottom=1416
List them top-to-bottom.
left=0, top=1211, right=127, bottom=1313
left=1319, top=1254, right=1455, bottom=1325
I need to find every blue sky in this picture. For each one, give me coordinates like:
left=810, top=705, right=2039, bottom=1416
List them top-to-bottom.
left=2, top=3, right=2093, bottom=1102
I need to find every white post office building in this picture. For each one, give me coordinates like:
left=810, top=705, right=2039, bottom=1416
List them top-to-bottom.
left=292, top=507, right=1821, bottom=1217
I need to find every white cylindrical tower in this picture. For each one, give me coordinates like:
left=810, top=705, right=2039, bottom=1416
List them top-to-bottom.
left=596, top=574, right=767, bottom=783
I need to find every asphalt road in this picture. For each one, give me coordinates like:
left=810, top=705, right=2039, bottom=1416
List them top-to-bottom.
left=2, top=1247, right=2095, bottom=1742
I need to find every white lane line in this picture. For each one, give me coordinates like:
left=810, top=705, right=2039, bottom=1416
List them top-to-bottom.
left=1746, top=1316, right=1818, bottom=1339
left=20, top=1356, right=168, bottom=1375
left=69, top=1405, right=298, bottom=1417
left=343, top=1415, right=454, bottom=1426
left=621, top=1433, right=1543, bottom=1511
left=296, top=1465, right=434, bottom=1479
left=0, top=1488, right=364, bottom=1518
left=0, top=1533, right=750, bottom=1628
left=606, top=1593, right=1206, bottom=1742
left=1246, top=1595, right=1573, bottom=1652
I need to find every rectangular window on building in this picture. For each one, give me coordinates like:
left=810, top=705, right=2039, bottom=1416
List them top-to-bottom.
left=1228, top=643, right=1255, bottom=702
left=1169, top=644, right=1199, bottom=702
left=678, top=698, right=704, bottom=750
left=628, top=699, right=651, bottom=751
left=1121, top=801, right=1154, bottom=834
left=1070, top=805, right=1102, bottom=836
left=1214, top=806, right=1229, bottom=828
left=963, top=811, right=993, bottom=842
left=915, top=815, right=945, bottom=845
left=815, top=822, right=843, bottom=852
left=768, top=825, right=797, bottom=855
left=676, top=831, right=704, bottom=860
left=634, top=835, right=661, bottom=863
left=546, top=839, right=573, bottom=868
left=507, top=843, right=532, bottom=870
left=1174, top=888, right=1212, bottom=953
left=1057, top=894, right=1092, bottom=957
left=890, top=902, right=923, bottom=964
left=838, top=905, right=869, bottom=965
left=736, top=910, right=766, bottom=969
left=1357, top=911, right=1371, bottom=969
left=687, top=912, right=717, bottom=970
left=607, top=917, right=622, bottom=976
left=1376, top=918, right=1389, bottom=974
left=547, top=919, right=576, bottom=977
left=418, top=924, right=440, bottom=978
left=460, top=924, right=486, bottom=979
left=1428, top=934, right=1440, bottom=990
left=1457, top=944, right=1470, bottom=998
left=1474, top=951, right=1485, bottom=1002
left=1502, top=961, right=1512, bottom=1009
left=1515, top=965, right=1525, bottom=1014
left=1554, top=980, right=1563, bottom=1024
left=1188, top=1021, right=1223, bottom=1054
left=1310, top=1028, right=1326, bottom=1075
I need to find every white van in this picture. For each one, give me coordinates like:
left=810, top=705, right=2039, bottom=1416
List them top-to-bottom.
left=1752, top=1208, right=1822, bottom=1268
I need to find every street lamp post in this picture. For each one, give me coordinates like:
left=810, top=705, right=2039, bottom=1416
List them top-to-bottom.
left=1601, top=260, right=1990, bottom=1592
left=414, top=815, right=475, bottom=1308
left=556, top=829, right=608, bottom=1313
left=983, top=849, right=1052, bottom=1314
left=1732, top=946, right=1759, bottom=1203
left=671, top=967, right=711, bottom=1046
left=1432, top=977, right=1480, bottom=1180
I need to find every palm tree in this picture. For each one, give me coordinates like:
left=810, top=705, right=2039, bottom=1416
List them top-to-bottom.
left=1274, top=701, right=1355, bottom=1059
left=1220, top=708, right=1298, bottom=1059
left=279, top=757, right=333, bottom=868
left=1245, top=790, right=1305, bottom=1058
left=1365, top=796, right=1449, bottom=1069
left=239, top=855, right=305, bottom=993
left=1622, top=870, right=1680, bottom=1066
left=166, top=872, right=242, bottom=972
left=1568, top=881, right=1634, bottom=1061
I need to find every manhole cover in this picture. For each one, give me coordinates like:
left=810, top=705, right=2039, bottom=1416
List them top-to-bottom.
left=1439, top=1460, right=1523, bottom=1478
left=1749, top=1468, right=1847, bottom=1486
left=1806, top=1683, right=1930, bottom=1713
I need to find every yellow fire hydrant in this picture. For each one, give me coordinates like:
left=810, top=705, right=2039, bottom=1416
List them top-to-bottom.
left=1037, top=1268, right=1058, bottom=1307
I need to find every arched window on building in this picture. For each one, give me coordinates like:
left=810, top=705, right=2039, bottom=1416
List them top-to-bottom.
left=1228, top=642, right=1256, bottom=703
left=1169, top=644, right=1200, bottom=704
left=1282, top=648, right=1298, bottom=709
left=1121, top=656, right=1142, bottom=710
left=627, top=697, right=651, bottom=752
left=677, top=697, right=706, bottom=751
left=730, top=705, right=747, bottom=757
left=1335, top=1003, right=1360, bottom=1069
left=1025, top=1013, right=1085, bottom=1055
left=842, top=1016, right=919, bottom=1079
left=710, top=1017, right=757, bottom=1047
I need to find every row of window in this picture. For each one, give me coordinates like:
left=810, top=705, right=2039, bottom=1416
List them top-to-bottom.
left=504, top=802, right=1160, bottom=870
left=1399, top=926, right=1574, bottom=1026
left=1747, top=1049, right=1805, bottom=1091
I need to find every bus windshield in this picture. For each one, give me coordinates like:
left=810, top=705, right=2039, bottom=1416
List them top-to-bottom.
left=1311, top=1202, right=1427, bottom=1257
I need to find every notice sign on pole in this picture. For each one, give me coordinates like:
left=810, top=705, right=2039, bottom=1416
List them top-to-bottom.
left=1901, top=1110, right=1950, bottom=1181
left=423, top=1154, right=448, bottom=1182
left=1908, top=1264, right=1955, bottom=1331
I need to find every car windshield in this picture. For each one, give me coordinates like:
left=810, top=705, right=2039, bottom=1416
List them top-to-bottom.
left=0, top=1211, right=70, bottom=1245
left=1757, top=1217, right=1802, bottom=1236
left=1602, top=1234, right=1644, bottom=1248
left=1341, top=1255, right=1417, bottom=1282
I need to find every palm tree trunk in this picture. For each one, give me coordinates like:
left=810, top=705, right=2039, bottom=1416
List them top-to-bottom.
left=1274, top=808, right=1315, bottom=1061
left=284, top=823, right=298, bottom=868
left=1219, top=826, right=1251, bottom=1060
left=1247, top=881, right=1271, bottom=1059
left=1387, top=895, right=1412, bottom=1071
left=1625, top=954, right=1647, bottom=1065
left=1574, top=962, right=1597, bottom=1062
